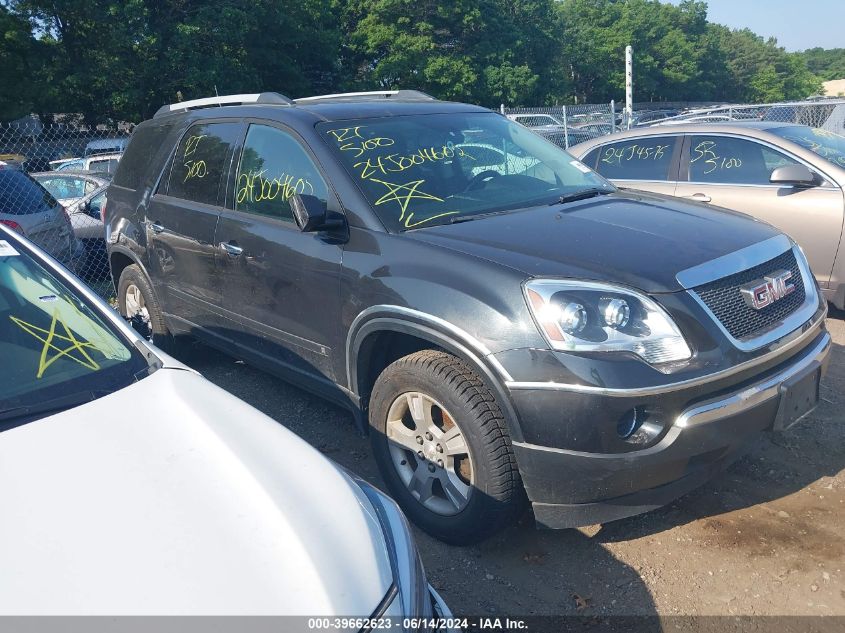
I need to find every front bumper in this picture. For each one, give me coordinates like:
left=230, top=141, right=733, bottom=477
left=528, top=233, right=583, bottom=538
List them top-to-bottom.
left=509, top=329, right=832, bottom=529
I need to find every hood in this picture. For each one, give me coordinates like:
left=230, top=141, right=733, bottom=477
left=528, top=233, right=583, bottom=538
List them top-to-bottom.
left=408, top=190, right=782, bottom=293
left=0, top=369, right=392, bottom=615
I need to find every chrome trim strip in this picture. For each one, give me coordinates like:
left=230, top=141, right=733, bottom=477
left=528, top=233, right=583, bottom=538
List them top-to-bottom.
left=675, top=235, right=791, bottom=289
left=687, top=245, right=820, bottom=352
left=346, top=305, right=515, bottom=386
left=504, top=312, right=825, bottom=397
left=675, top=331, right=830, bottom=428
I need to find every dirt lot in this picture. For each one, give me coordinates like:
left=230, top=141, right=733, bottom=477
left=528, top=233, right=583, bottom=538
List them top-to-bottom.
left=170, top=312, right=845, bottom=618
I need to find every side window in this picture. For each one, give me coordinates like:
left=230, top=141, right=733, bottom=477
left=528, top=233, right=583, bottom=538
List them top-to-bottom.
left=166, top=122, right=241, bottom=206
left=233, top=124, right=329, bottom=222
left=687, top=136, right=801, bottom=185
left=594, top=138, right=676, bottom=181
left=581, top=147, right=601, bottom=169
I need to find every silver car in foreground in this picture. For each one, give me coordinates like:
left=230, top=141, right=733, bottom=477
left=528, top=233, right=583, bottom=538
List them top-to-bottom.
left=570, top=122, right=845, bottom=309
left=0, top=225, right=452, bottom=621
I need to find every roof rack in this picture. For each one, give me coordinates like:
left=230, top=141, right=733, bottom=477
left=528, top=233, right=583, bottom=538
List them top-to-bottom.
left=294, top=90, right=436, bottom=104
left=154, top=92, right=293, bottom=118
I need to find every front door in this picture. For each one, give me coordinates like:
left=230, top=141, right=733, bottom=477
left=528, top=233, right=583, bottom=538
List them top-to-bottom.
left=146, top=120, right=243, bottom=330
left=215, top=122, right=343, bottom=382
left=677, top=134, right=844, bottom=286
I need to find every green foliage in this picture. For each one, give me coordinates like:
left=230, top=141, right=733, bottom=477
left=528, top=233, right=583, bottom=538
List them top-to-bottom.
left=0, top=0, right=834, bottom=121
left=800, top=47, right=845, bottom=82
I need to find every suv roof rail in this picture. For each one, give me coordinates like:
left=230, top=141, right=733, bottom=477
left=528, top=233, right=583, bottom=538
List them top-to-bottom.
left=294, top=90, right=436, bottom=104
left=154, top=92, right=293, bottom=118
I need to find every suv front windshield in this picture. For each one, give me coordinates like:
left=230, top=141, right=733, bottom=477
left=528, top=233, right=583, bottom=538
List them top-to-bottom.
left=318, top=112, right=613, bottom=231
left=771, top=126, right=845, bottom=169
left=0, top=237, right=151, bottom=429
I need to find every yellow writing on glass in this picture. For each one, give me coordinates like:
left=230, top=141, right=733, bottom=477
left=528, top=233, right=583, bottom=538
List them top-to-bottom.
left=327, top=126, right=366, bottom=143
left=183, top=134, right=209, bottom=182
left=690, top=141, right=742, bottom=174
left=600, top=144, right=670, bottom=166
left=354, top=145, right=475, bottom=180
left=237, top=170, right=314, bottom=206
left=371, top=178, right=457, bottom=228
left=10, top=311, right=102, bottom=378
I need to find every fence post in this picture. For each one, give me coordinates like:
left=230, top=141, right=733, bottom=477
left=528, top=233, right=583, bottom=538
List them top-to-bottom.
left=610, top=100, right=615, bottom=133
left=500, top=103, right=505, bottom=115
left=562, top=105, right=569, bottom=149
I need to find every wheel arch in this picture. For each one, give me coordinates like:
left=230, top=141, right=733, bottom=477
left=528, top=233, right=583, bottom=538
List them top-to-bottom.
left=347, top=306, right=524, bottom=442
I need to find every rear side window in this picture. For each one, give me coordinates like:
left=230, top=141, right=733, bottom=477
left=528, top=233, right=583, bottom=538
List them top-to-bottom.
left=165, top=122, right=241, bottom=206
left=113, top=124, right=174, bottom=189
left=233, top=124, right=328, bottom=222
left=687, top=136, right=802, bottom=185
left=594, top=138, right=676, bottom=181
left=0, top=171, right=59, bottom=216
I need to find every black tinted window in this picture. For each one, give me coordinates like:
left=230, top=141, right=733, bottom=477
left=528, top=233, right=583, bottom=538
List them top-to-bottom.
left=166, top=122, right=241, bottom=206
left=113, top=123, right=175, bottom=188
left=234, top=124, right=328, bottom=221
left=688, top=136, right=800, bottom=184
left=594, top=138, right=676, bottom=180
left=0, top=170, right=59, bottom=215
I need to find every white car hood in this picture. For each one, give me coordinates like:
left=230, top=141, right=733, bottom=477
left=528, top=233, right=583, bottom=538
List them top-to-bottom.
left=0, top=368, right=392, bottom=615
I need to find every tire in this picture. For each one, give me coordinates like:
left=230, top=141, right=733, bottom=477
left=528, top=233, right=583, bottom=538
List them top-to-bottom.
left=117, top=264, right=183, bottom=354
left=369, top=350, right=526, bottom=545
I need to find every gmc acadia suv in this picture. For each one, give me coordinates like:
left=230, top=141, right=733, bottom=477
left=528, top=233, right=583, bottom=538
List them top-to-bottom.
left=105, top=91, right=831, bottom=544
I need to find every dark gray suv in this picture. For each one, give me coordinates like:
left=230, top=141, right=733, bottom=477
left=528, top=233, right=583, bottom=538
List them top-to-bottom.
left=106, top=91, right=831, bottom=544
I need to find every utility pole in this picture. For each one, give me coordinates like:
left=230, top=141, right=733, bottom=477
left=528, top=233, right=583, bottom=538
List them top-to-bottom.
left=625, top=45, right=633, bottom=130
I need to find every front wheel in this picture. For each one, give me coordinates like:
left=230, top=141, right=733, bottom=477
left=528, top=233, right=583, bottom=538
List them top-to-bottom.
left=117, top=264, right=183, bottom=354
left=369, top=350, right=526, bottom=544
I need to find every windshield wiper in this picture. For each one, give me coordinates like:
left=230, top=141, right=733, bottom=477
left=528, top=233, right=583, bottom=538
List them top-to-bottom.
left=555, top=188, right=612, bottom=204
left=448, top=209, right=517, bottom=224
left=0, top=389, right=113, bottom=424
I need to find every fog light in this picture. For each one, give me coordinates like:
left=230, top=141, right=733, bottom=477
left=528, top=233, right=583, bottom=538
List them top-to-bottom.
left=601, top=298, right=630, bottom=329
left=559, top=301, right=587, bottom=334
left=617, top=407, right=644, bottom=438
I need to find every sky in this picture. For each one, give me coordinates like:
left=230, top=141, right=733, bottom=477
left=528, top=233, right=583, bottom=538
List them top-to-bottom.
left=665, top=0, right=844, bottom=51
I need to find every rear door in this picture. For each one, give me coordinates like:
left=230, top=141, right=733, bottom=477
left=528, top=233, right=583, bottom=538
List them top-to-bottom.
left=145, top=120, right=243, bottom=331
left=214, top=121, right=343, bottom=382
left=579, top=134, right=682, bottom=197
left=676, top=134, right=844, bottom=285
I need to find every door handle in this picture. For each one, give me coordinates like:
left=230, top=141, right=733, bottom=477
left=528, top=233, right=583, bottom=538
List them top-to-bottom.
left=683, top=193, right=711, bottom=203
left=149, top=221, right=165, bottom=233
left=221, top=241, right=243, bottom=257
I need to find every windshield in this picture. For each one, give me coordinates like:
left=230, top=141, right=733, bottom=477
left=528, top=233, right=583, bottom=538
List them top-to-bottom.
left=318, top=112, right=613, bottom=231
left=771, top=126, right=845, bottom=169
left=0, top=237, right=151, bottom=429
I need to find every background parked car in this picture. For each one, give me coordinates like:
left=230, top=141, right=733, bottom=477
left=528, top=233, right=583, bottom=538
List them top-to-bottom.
left=507, top=112, right=601, bottom=147
left=570, top=121, right=845, bottom=309
left=83, top=136, right=129, bottom=157
left=54, top=152, right=122, bottom=174
left=0, top=167, right=84, bottom=271
left=32, top=170, right=110, bottom=276
left=0, top=224, right=452, bottom=621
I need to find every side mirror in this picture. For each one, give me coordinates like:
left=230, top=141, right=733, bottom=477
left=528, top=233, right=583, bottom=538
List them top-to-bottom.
left=770, top=164, right=816, bottom=187
left=291, top=194, right=329, bottom=232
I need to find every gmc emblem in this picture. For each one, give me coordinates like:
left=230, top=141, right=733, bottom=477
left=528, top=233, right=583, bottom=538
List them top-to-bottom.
left=740, top=269, right=795, bottom=310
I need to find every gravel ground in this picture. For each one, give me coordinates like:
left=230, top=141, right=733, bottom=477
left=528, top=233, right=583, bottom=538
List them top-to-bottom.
left=170, top=312, right=845, bottom=618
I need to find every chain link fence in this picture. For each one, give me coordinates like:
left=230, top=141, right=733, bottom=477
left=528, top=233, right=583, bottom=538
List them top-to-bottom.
left=503, top=99, right=845, bottom=150
left=0, top=118, right=133, bottom=299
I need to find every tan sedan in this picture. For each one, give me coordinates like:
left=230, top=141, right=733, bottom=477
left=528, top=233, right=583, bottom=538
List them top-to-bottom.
left=570, top=122, right=845, bottom=309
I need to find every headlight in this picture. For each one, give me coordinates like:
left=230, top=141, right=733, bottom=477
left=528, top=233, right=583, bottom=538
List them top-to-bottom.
left=524, top=279, right=692, bottom=365
left=340, top=468, right=434, bottom=627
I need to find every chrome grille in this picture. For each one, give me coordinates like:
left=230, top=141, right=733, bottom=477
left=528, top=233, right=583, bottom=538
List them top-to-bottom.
left=692, top=249, right=805, bottom=341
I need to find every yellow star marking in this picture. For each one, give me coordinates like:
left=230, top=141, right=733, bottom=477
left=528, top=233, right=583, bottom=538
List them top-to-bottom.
left=371, top=179, right=444, bottom=221
left=10, top=310, right=102, bottom=378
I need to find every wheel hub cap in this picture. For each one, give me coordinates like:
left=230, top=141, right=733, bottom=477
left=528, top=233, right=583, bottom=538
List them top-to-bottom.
left=385, top=392, right=474, bottom=516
